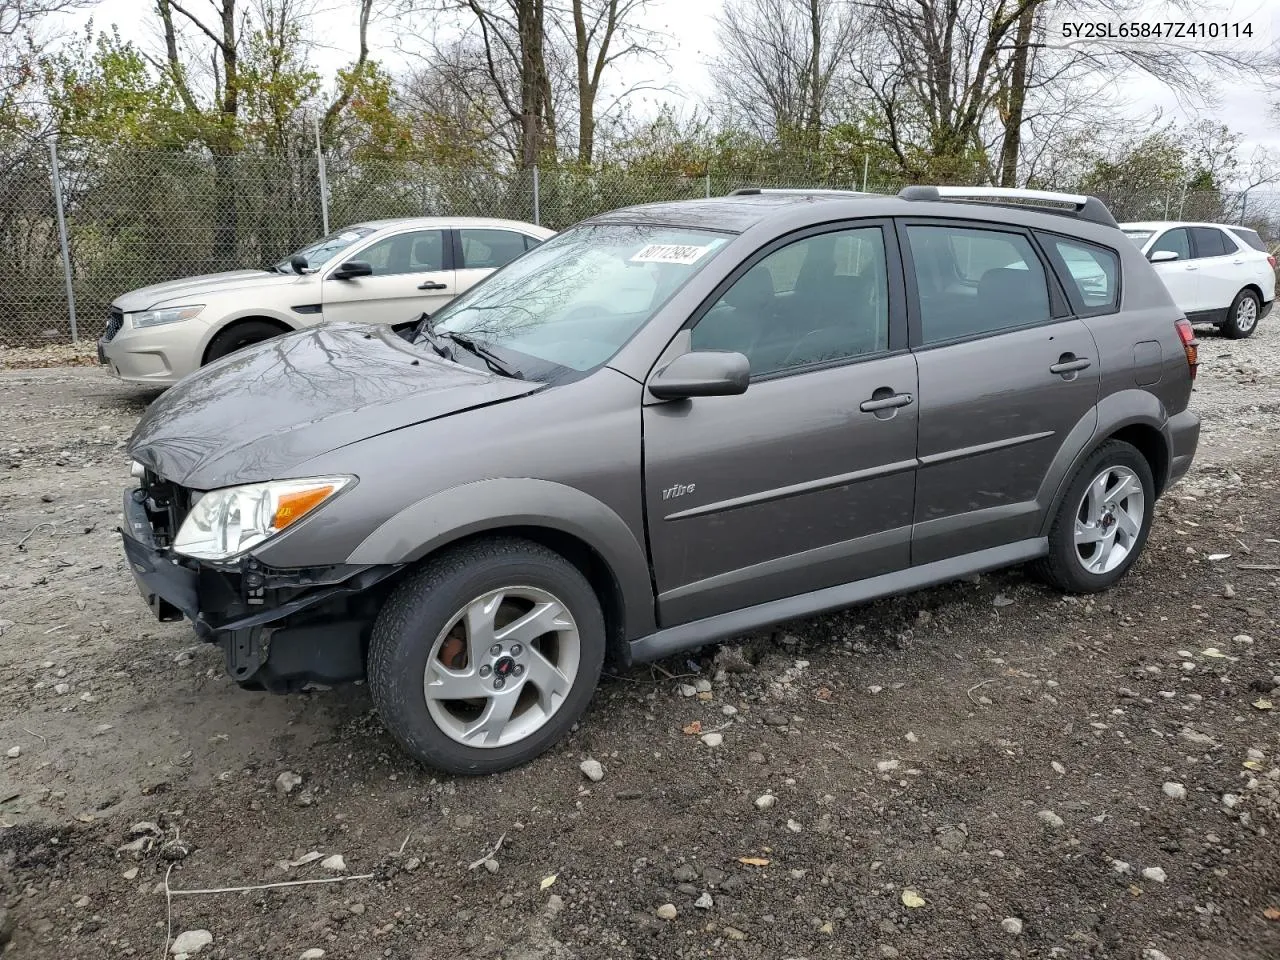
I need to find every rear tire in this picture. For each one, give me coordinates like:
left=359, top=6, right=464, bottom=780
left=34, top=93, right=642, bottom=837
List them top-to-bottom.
left=1222, top=289, right=1260, bottom=339
left=203, top=320, right=288, bottom=364
left=1032, top=440, right=1155, bottom=594
left=368, top=537, right=605, bottom=775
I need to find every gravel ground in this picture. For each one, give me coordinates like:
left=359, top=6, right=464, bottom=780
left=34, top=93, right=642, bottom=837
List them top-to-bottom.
left=0, top=321, right=1277, bottom=960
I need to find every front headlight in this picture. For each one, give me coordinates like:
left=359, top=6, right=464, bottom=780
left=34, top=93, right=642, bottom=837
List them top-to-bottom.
left=132, top=304, right=205, bottom=329
left=173, top=476, right=352, bottom=560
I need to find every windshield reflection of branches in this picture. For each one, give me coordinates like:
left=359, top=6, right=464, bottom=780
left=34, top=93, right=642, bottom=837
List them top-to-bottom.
left=433, top=224, right=721, bottom=348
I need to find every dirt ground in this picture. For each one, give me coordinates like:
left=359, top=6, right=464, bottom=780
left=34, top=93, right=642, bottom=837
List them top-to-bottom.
left=0, top=322, right=1277, bottom=960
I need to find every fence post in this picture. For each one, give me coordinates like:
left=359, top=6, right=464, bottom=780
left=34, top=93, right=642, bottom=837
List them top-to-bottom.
left=313, top=116, right=330, bottom=235
left=48, top=139, right=78, bottom=343
left=862, top=154, right=870, bottom=192
left=532, top=165, right=541, bottom=226
left=705, top=171, right=711, bottom=198
left=1239, top=187, right=1250, bottom=225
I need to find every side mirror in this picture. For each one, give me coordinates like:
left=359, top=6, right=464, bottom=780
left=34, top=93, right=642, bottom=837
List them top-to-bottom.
left=1149, top=250, right=1179, bottom=263
left=290, top=254, right=310, bottom=274
left=332, top=260, right=374, bottom=280
left=648, top=351, right=750, bottom=400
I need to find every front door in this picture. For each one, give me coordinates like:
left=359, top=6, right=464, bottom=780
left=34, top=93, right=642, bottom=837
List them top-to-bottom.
left=899, top=221, right=1102, bottom=564
left=642, top=223, right=919, bottom=626
left=1147, top=227, right=1201, bottom=313
left=322, top=228, right=455, bottom=325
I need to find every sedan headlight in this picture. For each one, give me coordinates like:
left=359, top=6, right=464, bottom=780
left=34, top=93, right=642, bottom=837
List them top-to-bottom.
left=132, top=304, right=205, bottom=329
left=173, top=476, right=352, bottom=560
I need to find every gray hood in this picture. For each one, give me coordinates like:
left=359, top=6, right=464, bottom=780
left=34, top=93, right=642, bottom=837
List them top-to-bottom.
left=113, top=270, right=303, bottom=312
left=127, top=322, right=542, bottom=489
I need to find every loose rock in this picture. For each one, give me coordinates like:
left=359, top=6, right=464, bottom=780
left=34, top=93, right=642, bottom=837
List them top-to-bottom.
left=700, top=732, right=723, bottom=748
left=5, top=746, right=18, bottom=759
left=579, top=759, right=604, bottom=782
left=275, top=771, right=302, bottom=796
left=1162, top=781, right=1188, bottom=801
left=754, top=793, right=776, bottom=810
left=1037, top=810, right=1064, bottom=828
left=321, top=854, right=346, bottom=872
left=483, top=859, right=499, bottom=874
left=1142, top=866, right=1167, bottom=883
left=694, top=892, right=713, bottom=909
left=656, top=903, right=678, bottom=921
left=1001, top=918, right=1023, bottom=935
left=170, top=930, right=213, bottom=955
left=300, top=951, right=326, bottom=960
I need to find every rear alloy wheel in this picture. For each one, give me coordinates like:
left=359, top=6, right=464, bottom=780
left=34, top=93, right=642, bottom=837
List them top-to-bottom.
left=1222, top=289, right=1260, bottom=339
left=1033, top=440, right=1155, bottom=593
left=368, top=538, right=605, bottom=774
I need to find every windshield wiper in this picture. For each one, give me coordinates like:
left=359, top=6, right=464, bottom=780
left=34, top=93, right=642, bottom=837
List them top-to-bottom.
left=411, top=313, right=454, bottom=360
left=445, top=331, right=523, bottom=379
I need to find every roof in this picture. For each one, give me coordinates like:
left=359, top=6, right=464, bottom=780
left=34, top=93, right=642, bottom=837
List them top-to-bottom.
left=344, top=216, right=554, bottom=234
left=1120, top=220, right=1254, bottom=232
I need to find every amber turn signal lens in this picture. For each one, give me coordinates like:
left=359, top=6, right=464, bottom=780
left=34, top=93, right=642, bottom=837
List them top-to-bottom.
left=272, top=485, right=336, bottom=530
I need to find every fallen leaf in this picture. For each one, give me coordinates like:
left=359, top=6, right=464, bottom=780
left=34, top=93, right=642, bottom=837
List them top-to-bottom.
left=1206, top=553, right=1230, bottom=561
left=1201, top=647, right=1230, bottom=659
left=815, top=686, right=832, bottom=701
left=1253, top=699, right=1274, bottom=711
left=681, top=721, right=702, bottom=735
left=74, top=813, right=94, bottom=824
left=288, top=852, right=323, bottom=868
left=738, top=857, right=770, bottom=867
left=539, top=874, right=557, bottom=890
left=1129, top=884, right=1143, bottom=897
left=901, top=889, right=925, bottom=908
left=1263, top=906, right=1280, bottom=920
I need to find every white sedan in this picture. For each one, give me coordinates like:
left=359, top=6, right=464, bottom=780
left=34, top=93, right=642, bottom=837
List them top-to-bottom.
left=99, top=217, right=555, bottom=386
left=1121, top=221, right=1275, bottom=339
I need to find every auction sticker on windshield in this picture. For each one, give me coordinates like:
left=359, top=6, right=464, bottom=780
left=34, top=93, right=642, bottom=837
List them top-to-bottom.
left=630, top=243, right=716, bottom=265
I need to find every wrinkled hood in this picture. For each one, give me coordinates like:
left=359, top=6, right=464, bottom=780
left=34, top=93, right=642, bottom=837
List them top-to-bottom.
left=113, top=270, right=304, bottom=312
left=128, top=323, right=542, bottom=489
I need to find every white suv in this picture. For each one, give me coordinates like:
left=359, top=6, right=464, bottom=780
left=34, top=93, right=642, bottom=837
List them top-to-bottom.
left=99, top=217, right=555, bottom=387
left=1120, top=221, right=1276, bottom=339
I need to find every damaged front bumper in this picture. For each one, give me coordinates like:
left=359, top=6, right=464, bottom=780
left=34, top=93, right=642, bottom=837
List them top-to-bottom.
left=120, top=488, right=400, bottom=691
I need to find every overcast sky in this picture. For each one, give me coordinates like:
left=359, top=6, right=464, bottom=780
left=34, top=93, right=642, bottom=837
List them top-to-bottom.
left=63, top=0, right=1280, bottom=158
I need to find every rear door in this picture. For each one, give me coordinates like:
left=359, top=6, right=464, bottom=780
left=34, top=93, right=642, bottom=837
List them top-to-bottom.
left=900, top=220, right=1101, bottom=565
left=642, top=222, right=919, bottom=625
left=1189, top=226, right=1243, bottom=314
left=1147, top=227, right=1201, bottom=313
left=321, top=228, right=455, bottom=325
left=453, top=228, right=543, bottom=296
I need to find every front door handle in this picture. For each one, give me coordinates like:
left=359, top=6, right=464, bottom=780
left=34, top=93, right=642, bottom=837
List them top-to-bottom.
left=1185, top=265, right=1198, bottom=271
left=418, top=281, right=448, bottom=290
left=1050, top=354, right=1092, bottom=377
left=859, top=392, right=914, bottom=413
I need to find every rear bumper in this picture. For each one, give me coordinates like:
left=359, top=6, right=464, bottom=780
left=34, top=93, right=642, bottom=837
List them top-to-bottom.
left=1166, top=408, right=1200, bottom=488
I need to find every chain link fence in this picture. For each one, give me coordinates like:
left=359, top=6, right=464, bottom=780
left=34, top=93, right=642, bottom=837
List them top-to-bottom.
left=2, top=139, right=1278, bottom=346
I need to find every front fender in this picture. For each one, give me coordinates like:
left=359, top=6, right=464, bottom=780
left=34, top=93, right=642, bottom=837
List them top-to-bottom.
left=1035, top=388, right=1172, bottom=537
left=345, top=477, right=656, bottom=637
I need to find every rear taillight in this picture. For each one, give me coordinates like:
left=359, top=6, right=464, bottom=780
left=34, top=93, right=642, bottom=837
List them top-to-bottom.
left=1268, top=254, right=1276, bottom=269
left=1175, top=317, right=1198, bottom=379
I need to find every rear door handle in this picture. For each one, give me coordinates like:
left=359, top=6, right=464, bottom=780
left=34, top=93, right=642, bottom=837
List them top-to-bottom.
left=1233, top=258, right=1245, bottom=264
left=1185, top=265, right=1198, bottom=271
left=418, top=281, right=448, bottom=290
left=1050, top=356, right=1092, bottom=375
left=859, top=392, right=914, bottom=413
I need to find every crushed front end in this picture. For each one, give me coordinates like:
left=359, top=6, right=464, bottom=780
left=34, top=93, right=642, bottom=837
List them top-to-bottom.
left=120, top=468, right=400, bottom=691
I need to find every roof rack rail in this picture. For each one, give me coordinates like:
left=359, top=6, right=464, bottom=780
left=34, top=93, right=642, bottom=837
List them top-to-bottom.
left=897, top=185, right=1118, bottom=228
left=728, top=186, right=873, bottom=197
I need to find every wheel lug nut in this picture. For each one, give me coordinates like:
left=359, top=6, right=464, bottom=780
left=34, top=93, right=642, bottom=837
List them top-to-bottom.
left=510, top=643, right=523, bottom=656
left=489, top=644, right=502, bottom=656
left=513, top=664, right=525, bottom=677
left=479, top=665, right=492, bottom=678
left=494, top=677, right=505, bottom=690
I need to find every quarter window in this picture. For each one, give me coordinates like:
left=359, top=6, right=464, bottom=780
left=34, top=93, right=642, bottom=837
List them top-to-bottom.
left=905, top=225, right=1051, bottom=344
left=1190, top=226, right=1232, bottom=258
left=691, top=227, right=889, bottom=377
left=355, top=230, right=446, bottom=276
left=1048, top=237, right=1119, bottom=312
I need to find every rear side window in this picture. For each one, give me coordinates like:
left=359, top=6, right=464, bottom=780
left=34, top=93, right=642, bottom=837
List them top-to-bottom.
left=905, top=225, right=1051, bottom=344
left=1190, top=227, right=1231, bottom=258
left=1230, top=227, right=1267, bottom=251
left=460, top=229, right=533, bottom=269
left=1045, top=237, right=1119, bottom=313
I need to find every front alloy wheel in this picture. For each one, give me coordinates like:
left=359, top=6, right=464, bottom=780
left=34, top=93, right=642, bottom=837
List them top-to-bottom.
left=368, top=538, right=605, bottom=774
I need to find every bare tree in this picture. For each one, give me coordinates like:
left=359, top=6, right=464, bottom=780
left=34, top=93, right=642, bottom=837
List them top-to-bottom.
left=1, top=0, right=91, bottom=131
left=710, top=0, right=855, bottom=143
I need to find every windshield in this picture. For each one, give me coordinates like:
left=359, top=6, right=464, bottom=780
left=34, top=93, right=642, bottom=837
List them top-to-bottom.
left=426, top=224, right=732, bottom=381
left=273, top=226, right=377, bottom=274
left=1122, top=229, right=1154, bottom=248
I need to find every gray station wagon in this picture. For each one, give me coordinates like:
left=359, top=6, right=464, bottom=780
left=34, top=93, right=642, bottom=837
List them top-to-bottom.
left=121, top=186, right=1201, bottom=774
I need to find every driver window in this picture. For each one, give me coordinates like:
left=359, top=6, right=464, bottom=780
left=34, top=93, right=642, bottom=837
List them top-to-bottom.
left=691, top=227, right=889, bottom=377
left=1150, top=228, right=1191, bottom=261
left=356, top=230, right=446, bottom=277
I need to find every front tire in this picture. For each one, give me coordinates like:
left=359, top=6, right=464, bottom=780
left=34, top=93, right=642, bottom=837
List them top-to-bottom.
left=1222, top=289, right=1260, bottom=339
left=204, top=320, right=288, bottom=364
left=1033, top=440, right=1155, bottom=594
left=368, top=538, right=606, bottom=775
